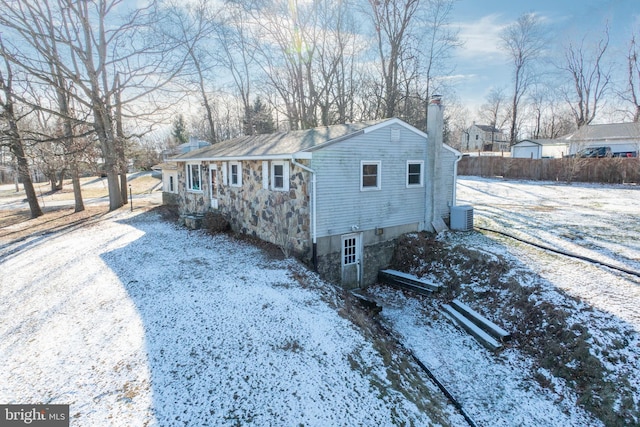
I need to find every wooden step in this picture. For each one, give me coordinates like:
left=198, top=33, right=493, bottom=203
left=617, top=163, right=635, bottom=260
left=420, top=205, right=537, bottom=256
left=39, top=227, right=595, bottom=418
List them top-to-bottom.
left=378, top=269, right=443, bottom=294
left=451, top=299, right=511, bottom=343
left=442, top=304, right=502, bottom=351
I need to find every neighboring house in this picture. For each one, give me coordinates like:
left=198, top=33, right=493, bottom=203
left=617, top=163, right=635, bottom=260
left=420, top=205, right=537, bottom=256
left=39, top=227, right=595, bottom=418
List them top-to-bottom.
left=170, top=99, right=462, bottom=288
left=561, top=122, right=640, bottom=157
left=461, top=124, right=508, bottom=152
left=153, top=138, right=211, bottom=204
left=511, top=139, right=570, bottom=159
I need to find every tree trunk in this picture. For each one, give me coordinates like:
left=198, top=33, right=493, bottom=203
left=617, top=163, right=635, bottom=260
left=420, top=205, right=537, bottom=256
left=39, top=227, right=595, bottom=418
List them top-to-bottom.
left=12, top=141, right=43, bottom=218
left=71, top=159, right=84, bottom=213
left=106, top=170, right=123, bottom=211
left=120, top=172, right=128, bottom=206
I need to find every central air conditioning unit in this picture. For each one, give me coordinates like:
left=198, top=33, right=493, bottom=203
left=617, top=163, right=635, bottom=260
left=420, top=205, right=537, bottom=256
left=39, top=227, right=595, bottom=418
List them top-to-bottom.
left=450, top=205, right=474, bottom=231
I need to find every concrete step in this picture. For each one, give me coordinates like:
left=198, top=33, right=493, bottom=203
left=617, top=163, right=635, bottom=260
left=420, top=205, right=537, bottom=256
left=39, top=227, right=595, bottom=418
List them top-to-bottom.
left=378, top=269, right=443, bottom=295
left=451, top=299, right=511, bottom=343
left=442, top=304, right=502, bottom=351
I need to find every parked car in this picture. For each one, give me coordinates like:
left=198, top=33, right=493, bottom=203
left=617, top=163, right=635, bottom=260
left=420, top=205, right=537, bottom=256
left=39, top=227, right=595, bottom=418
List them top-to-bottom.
left=565, top=146, right=611, bottom=158
left=612, top=151, right=638, bottom=158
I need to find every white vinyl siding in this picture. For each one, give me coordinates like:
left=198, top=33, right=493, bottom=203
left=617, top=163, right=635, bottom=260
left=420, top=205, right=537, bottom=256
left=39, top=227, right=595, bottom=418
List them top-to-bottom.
left=312, top=127, right=427, bottom=238
left=438, top=149, right=457, bottom=218
left=271, top=161, right=290, bottom=191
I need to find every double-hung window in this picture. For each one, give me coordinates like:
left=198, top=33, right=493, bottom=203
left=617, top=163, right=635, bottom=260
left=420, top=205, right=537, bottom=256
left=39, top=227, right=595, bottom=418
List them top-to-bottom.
left=229, top=161, right=242, bottom=187
left=271, top=161, right=290, bottom=191
left=361, top=161, right=381, bottom=191
left=406, top=161, right=424, bottom=187
left=187, top=163, right=202, bottom=192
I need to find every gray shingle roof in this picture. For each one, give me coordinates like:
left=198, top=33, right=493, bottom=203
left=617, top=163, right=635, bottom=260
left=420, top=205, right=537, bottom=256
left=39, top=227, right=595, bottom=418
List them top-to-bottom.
left=171, top=120, right=390, bottom=161
left=561, top=122, right=640, bottom=141
left=474, top=124, right=502, bottom=133
left=517, top=139, right=568, bottom=146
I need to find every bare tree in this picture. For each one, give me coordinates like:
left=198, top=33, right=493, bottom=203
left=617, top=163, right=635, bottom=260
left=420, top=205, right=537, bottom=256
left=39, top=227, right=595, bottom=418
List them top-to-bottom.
left=0, top=0, right=187, bottom=211
left=162, top=0, right=220, bottom=142
left=247, top=0, right=325, bottom=130
left=368, top=0, right=421, bottom=118
left=418, top=0, right=460, bottom=127
left=215, top=3, right=257, bottom=134
left=499, top=13, right=546, bottom=144
left=559, top=27, right=611, bottom=128
left=622, top=33, right=640, bottom=122
left=0, top=48, right=43, bottom=218
left=478, top=87, right=509, bottom=131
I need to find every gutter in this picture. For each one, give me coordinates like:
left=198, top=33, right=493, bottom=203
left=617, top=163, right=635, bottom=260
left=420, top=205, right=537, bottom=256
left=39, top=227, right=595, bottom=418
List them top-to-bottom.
left=291, top=157, right=318, bottom=271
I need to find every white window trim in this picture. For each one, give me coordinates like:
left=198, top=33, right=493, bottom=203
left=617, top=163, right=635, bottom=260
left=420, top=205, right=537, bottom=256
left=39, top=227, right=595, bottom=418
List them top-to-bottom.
left=271, top=160, right=290, bottom=191
left=360, top=160, right=381, bottom=191
left=406, top=160, right=424, bottom=188
left=229, top=161, right=242, bottom=187
left=262, top=161, right=269, bottom=190
left=221, top=162, right=228, bottom=186
left=186, top=163, right=203, bottom=192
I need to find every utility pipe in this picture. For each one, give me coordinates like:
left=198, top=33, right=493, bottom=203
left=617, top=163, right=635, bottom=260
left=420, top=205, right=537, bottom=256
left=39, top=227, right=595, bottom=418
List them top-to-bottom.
left=291, top=157, right=317, bottom=271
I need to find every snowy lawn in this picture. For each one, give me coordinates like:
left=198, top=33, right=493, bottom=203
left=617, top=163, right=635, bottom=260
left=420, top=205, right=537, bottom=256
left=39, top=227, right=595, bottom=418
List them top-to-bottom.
left=457, top=176, right=640, bottom=330
left=364, top=177, right=640, bottom=426
left=0, top=206, right=458, bottom=426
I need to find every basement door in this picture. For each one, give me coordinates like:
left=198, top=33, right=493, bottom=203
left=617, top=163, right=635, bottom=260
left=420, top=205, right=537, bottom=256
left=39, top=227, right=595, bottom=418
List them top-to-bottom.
left=209, top=165, right=218, bottom=209
left=341, top=233, right=362, bottom=288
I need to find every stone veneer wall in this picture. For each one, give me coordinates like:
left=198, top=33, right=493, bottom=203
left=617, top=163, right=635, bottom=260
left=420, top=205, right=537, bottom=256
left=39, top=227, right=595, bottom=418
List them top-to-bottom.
left=177, top=160, right=311, bottom=260
left=316, top=238, right=398, bottom=289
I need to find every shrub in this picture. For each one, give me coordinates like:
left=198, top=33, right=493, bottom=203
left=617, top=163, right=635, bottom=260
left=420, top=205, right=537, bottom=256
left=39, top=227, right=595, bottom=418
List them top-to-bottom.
left=202, top=212, right=230, bottom=234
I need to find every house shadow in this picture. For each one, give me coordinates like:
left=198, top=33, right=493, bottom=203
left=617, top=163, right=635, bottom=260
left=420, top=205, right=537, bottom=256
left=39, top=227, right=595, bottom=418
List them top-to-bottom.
left=98, top=207, right=640, bottom=425
left=99, top=210, right=382, bottom=425
left=99, top=211, right=250, bottom=424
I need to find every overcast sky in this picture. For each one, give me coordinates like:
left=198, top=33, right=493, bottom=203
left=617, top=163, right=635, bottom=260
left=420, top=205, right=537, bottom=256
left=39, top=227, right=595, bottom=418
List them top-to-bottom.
left=450, top=0, right=640, bottom=115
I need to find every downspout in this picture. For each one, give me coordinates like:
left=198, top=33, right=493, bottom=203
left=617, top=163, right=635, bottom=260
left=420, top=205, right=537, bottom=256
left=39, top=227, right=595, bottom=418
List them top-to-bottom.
left=452, top=153, right=462, bottom=207
left=291, top=157, right=317, bottom=271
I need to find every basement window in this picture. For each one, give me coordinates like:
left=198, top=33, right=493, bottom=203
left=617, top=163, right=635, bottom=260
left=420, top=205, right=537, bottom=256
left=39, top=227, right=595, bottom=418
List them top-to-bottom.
left=361, top=161, right=381, bottom=191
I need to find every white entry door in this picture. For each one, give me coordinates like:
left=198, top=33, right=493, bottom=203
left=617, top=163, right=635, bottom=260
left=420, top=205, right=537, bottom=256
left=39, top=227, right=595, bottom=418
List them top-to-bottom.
left=209, top=165, right=218, bottom=209
left=341, top=233, right=362, bottom=288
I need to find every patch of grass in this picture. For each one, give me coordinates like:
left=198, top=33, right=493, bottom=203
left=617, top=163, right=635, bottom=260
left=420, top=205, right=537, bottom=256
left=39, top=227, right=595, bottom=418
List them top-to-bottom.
left=389, top=231, right=638, bottom=426
left=338, top=293, right=455, bottom=426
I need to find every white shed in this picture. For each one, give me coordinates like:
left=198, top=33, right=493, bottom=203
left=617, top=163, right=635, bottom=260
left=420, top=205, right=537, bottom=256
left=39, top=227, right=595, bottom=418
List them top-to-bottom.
left=511, top=139, right=570, bottom=159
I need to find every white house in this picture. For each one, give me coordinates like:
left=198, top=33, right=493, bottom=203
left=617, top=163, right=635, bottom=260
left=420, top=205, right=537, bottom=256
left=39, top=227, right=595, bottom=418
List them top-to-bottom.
left=170, top=99, right=461, bottom=288
left=561, top=123, right=640, bottom=156
left=461, top=124, right=508, bottom=152
left=511, top=139, right=570, bottom=159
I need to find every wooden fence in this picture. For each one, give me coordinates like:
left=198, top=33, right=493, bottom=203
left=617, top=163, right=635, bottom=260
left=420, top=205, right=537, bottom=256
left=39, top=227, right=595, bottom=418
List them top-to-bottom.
left=458, top=156, right=640, bottom=184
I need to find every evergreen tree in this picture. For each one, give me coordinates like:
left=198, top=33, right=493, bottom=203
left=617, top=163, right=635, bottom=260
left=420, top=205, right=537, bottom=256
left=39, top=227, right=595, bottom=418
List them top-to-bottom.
left=244, top=97, right=276, bottom=135
left=172, top=115, right=189, bottom=145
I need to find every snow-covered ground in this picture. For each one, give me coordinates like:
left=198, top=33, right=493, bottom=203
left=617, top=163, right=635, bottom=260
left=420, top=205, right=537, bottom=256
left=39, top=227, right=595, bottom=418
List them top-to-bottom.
left=2, top=176, right=639, bottom=426
left=365, top=176, right=640, bottom=426
left=457, top=176, right=640, bottom=329
left=0, top=206, right=458, bottom=426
